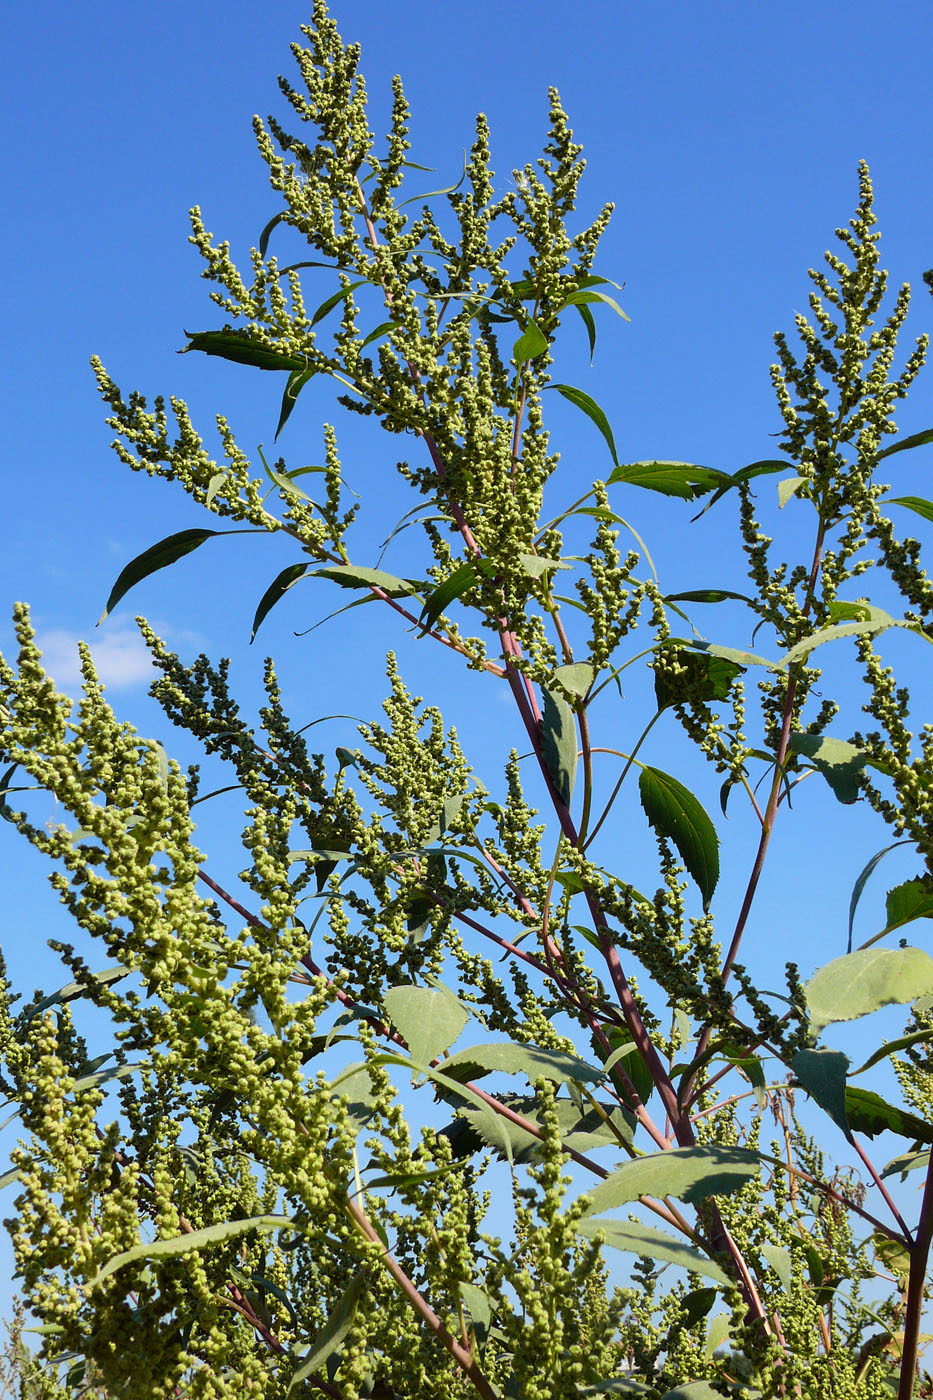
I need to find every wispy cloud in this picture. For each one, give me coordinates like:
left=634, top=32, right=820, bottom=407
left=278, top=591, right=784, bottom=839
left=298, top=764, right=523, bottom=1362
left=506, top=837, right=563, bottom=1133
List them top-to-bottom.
left=33, top=624, right=159, bottom=693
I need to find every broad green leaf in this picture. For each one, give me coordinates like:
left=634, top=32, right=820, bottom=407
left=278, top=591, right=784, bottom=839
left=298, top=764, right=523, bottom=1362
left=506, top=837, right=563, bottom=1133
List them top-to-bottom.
left=258, top=211, right=286, bottom=258
left=562, top=287, right=629, bottom=321
left=513, top=319, right=549, bottom=366
left=182, top=330, right=309, bottom=372
left=275, top=366, right=316, bottom=439
left=552, top=384, right=619, bottom=467
left=877, top=428, right=933, bottom=461
left=691, top=458, right=787, bottom=518
left=608, top=461, right=724, bottom=500
left=778, top=475, right=808, bottom=508
left=887, top=495, right=933, bottom=523
left=101, top=528, right=247, bottom=621
left=518, top=552, right=569, bottom=580
left=418, top=559, right=486, bottom=633
left=250, top=563, right=309, bottom=642
left=307, top=564, right=424, bottom=598
left=827, top=599, right=874, bottom=622
left=780, top=608, right=903, bottom=668
left=666, top=638, right=777, bottom=670
left=654, top=649, right=742, bottom=712
left=553, top=662, right=595, bottom=699
left=542, top=685, right=578, bottom=805
left=787, top=734, right=870, bottom=804
left=638, top=766, right=719, bottom=907
left=425, top=791, right=468, bottom=843
left=847, top=841, right=910, bottom=952
left=885, top=877, right=933, bottom=935
left=806, top=946, right=933, bottom=1036
left=21, top=967, right=128, bottom=1022
left=383, top=984, right=468, bottom=1064
left=851, top=1027, right=933, bottom=1077
left=441, top=1041, right=602, bottom=1086
left=792, top=1048, right=852, bottom=1143
left=845, top=1087, right=933, bottom=1144
left=447, top=1094, right=634, bottom=1163
left=581, top=1146, right=761, bottom=1215
left=881, top=1148, right=931, bottom=1181
left=90, top=1214, right=300, bottom=1286
left=574, top=1219, right=728, bottom=1286
left=760, top=1244, right=792, bottom=1290
left=288, top=1269, right=367, bottom=1390
left=458, top=1281, right=493, bottom=1346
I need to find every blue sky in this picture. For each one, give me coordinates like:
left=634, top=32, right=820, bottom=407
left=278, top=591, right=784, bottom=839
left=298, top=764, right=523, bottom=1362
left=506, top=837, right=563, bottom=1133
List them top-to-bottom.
left=1, top=0, right=932, bottom=1329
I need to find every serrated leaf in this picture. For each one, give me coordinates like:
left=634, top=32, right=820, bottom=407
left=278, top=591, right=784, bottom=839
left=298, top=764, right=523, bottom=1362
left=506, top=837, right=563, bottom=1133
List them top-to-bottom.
left=513, top=319, right=549, bottom=366
left=181, top=330, right=308, bottom=372
left=552, top=384, right=619, bottom=467
left=877, top=428, right=933, bottom=461
left=691, top=458, right=787, bottom=518
left=608, top=461, right=724, bottom=500
left=778, top=475, right=808, bottom=508
left=887, top=495, right=933, bottom=523
left=101, top=528, right=234, bottom=621
left=250, top=563, right=309, bottom=642
left=307, top=564, right=423, bottom=598
left=828, top=599, right=874, bottom=622
left=780, top=608, right=906, bottom=668
left=667, top=638, right=777, bottom=669
left=654, top=650, right=742, bottom=712
left=553, top=662, right=595, bottom=699
left=541, top=685, right=578, bottom=805
left=787, top=734, right=870, bottom=804
left=637, top=766, right=719, bottom=907
left=847, top=841, right=910, bottom=952
left=885, top=877, right=933, bottom=935
left=805, top=946, right=933, bottom=1037
left=383, top=984, right=468, bottom=1065
left=441, top=1041, right=602, bottom=1086
left=792, top=1048, right=852, bottom=1142
left=845, top=1086, right=933, bottom=1144
left=581, top=1146, right=761, bottom=1215
left=89, top=1215, right=300, bottom=1286
left=574, top=1219, right=728, bottom=1285
left=288, top=1270, right=367, bottom=1390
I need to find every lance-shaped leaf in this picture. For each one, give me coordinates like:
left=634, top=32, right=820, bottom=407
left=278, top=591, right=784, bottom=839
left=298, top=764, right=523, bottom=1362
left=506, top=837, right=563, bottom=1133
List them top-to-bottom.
left=258, top=210, right=288, bottom=257
left=310, top=279, right=370, bottom=328
left=561, top=286, right=629, bottom=321
left=574, top=301, right=598, bottom=362
left=513, top=319, right=549, bottom=366
left=181, top=330, right=309, bottom=372
left=275, top=366, right=316, bottom=439
left=552, top=384, right=619, bottom=467
left=877, top=427, right=933, bottom=461
left=691, top=458, right=788, bottom=518
left=609, top=461, right=725, bottom=500
left=887, top=495, right=933, bottom=523
left=101, top=528, right=252, bottom=621
left=518, top=552, right=569, bottom=580
left=418, top=559, right=491, bottom=634
left=251, top=563, right=309, bottom=642
left=306, top=564, right=424, bottom=598
left=663, top=589, right=755, bottom=607
left=779, top=606, right=919, bottom=668
left=541, top=685, right=578, bottom=805
left=787, top=734, right=870, bottom=805
left=638, top=766, right=719, bottom=907
left=847, top=841, right=910, bottom=952
left=805, top=946, right=933, bottom=1037
left=21, top=967, right=128, bottom=1022
left=383, top=984, right=468, bottom=1065
left=851, top=1026, right=933, bottom=1077
left=441, top=1041, right=602, bottom=1086
left=792, top=1048, right=852, bottom=1142
left=845, top=1087, right=933, bottom=1144
left=449, top=1093, right=633, bottom=1164
left=581, top=1146, right=761, bottom=1215
left=881, top=1148, right=931, bottom=1181
left=89, top=1215, right=300, bottom=1286
left=574, top=1219, right=728, bottom=1286
left=288, top=1270, right=367, bottom=1391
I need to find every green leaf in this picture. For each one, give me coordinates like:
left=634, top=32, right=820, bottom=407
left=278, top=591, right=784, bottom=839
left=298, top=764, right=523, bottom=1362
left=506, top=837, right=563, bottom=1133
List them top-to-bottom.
left=258, top=211, right=286, bottom=258
left=310, top=279, right=369, bottom=328
left=562, top=287, right=629, bottom=321
left=574, top=302, right=598, bottom=362
left=360, top=319, right=397, bottom=350
left=513, top=319, right=549, bottom=366
left=181, top=330, right=309, bottom=373
left=275, top=366, right=316, bottom=439
left=552, top=384, right=619, bottom=467
left=877, top=428, right=933, bottom=461
left=691, top=458, right=788, bottom=518
left=608, top=461, right=724, bottom=500
left=778, top=475, right=808, bottom=508
left=887, top=496, right=933, bottom=523
left=100, top=528, right=238, bottom=621
left=518, top=553, right=569, bottom=580
left=418, top=559, right=488, bottom=634
left=250, top=563, right=309, bottom=642
left=307, top=564, right=424, bottom=598
left=663, top=589, right=755, bottom=607
left=780, top=607, right=907, bottom=668
left=666, top=638, right=777, bottom=670
left=654, top=649, right=742, bottom=712
left=553, top=662, right=595, bottom=699
left=541, top=685, right=578, bottom=804
left=787, top=734, right=870, bottom=805
left=637, top=766, right=719, bottom=907
left=425, top=792, right=468, bottom=843
left=847, top=841, right=910, bottom=952
left=885, top=877, right=933, bottom=935
left=805, top=946, right=933, bottom=1037
left=20, top=967, right=128, bottom=1022
left=383, top=984, right=468, bottom=1065
left=851, top=1027, right=933, bottom=1077
left=441, top=1041, right=603, bottom=1086
left=792, top=1048, right=852, bottom=1143
left=72, top=1061, right=143, bottom=1095
left=845, top=1087, right=933, bottom=1144
left=581, top=1146, right=761, bottom=1215
left=881, top=1148, right=931, bottom=1181
left=0, top=1168, right=21, bottom=1191
left=89, top=1214, right=301, bottom=1286
left=574, top=1219, right=728, bottom=1286
left=760, top=1244, right=792, bottom=1290
left=288, top=1270, right=367, bottom=1391
left=458, top=1281, right=493, bottom=1346
left=578, top=1381, right=653, bottom=1397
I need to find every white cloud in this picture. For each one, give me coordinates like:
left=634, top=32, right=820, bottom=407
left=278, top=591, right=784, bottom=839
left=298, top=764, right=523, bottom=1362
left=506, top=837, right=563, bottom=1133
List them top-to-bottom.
left=34, top=624, right=158, bottom=693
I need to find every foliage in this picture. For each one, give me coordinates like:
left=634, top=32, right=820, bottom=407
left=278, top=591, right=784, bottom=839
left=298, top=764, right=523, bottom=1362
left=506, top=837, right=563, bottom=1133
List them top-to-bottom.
left=2, top=4, right=933, bottom=1396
